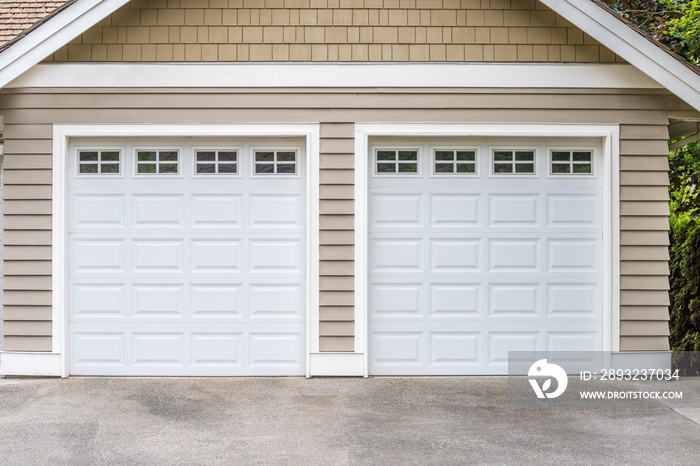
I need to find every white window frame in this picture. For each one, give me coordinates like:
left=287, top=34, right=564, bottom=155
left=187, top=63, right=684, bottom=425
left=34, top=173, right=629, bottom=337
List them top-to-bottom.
left=355, top=123, right=620, bottom=378
left=47, top=124, right=320, bottom=379
left=74, top=146, right=124, bottom=178
left=191, top=146, right=242, bottom=178
left=430, top=146, right=480, bottom=178
left=250, top=147, right=301, bottom=178
left=372, top=147, right=422, bottom=177
left=489, top=147, right=539, bottom=178
left=547, top=147, right=597, bottom=178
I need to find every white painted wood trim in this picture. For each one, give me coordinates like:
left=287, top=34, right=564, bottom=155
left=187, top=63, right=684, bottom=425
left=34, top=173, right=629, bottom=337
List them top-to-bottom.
left=0, top=0, right=131, bottom=89
left=539, top=0, right=700, bottom=112
left=6, top=63, right=663, bottom=89
left=52, top=123, right=320, bottom=378
left=353, top=123, right=621, bottom=373
left=0, top=352, right=62, bottom=377
left=309, top=352, right=365, bottom=376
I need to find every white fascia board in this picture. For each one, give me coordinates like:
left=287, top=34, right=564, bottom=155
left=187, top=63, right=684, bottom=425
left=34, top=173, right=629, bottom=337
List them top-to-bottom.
left=0, top=0, right=131, bottom=89
left=539, top=0, right=700, bottom=112
left=6, top=62, right=662, bottom=89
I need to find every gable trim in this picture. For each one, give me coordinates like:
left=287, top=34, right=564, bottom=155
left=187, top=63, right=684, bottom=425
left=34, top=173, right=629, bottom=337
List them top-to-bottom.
left=0, top=0, right=131, bottom=89
left=539, top=0, right=700, bottom=112
left=7, top=63, right=663, bottom=89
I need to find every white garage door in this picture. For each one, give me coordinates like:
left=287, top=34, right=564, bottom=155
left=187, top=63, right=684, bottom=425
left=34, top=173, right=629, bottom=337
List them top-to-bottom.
left=68, top=137, right=306, bottom=376
left=368, top=138, right=604, bottom=375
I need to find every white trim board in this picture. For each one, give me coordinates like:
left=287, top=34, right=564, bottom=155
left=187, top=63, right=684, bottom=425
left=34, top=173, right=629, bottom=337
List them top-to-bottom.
left=6, top=63, right=663, bottom=89
left=52, top=123, right=321, bottom=378
left=354, top=123, right=621, bottom=376
left=0, top=352, right=62, bottom=377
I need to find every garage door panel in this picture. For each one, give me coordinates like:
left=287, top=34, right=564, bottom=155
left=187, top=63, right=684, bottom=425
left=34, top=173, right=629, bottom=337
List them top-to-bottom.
left=68, top=138, right=306, bottom=376
left=369, top=139, right=604, bottom=375
left=370, top=193, right=424, bottom=227
left=547, top=193, right=600, bottom=226
left=71, top=194, right=126, bottom=230
left=132, top=194, right=185, bottom=228
left=190, top=194, right=243, bottom=228
left=249, top=194, right=304, bottom=229
left=429, top=194, right=481, bottom=226
left=488, top=194, right=540, bottom=226
left=370, top=238, right=423, bottom=272
left=71, top=239, right=126, bottom=274
left=190, top=239, right=243, bottom=273
left=430, top=239, right=481, bottom=271
left=488, top=239, right=540, bottom=271
left=132, top=240, right=185, bottom=272
left=71, top=283, right=126, bottom=318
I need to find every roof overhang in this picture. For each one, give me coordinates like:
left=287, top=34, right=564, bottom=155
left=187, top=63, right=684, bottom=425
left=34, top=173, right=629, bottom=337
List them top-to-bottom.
left=0, top=0, right=130, bottom=88
left=0, top=0, right=698, bottom=114
left=539, top=0, right=700, bottom=113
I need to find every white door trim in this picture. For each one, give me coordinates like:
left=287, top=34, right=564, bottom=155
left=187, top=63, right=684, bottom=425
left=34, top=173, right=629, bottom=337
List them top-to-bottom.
left=52, top=123, right=320, bottom=378
left=354, top=123, right=620, bottom=377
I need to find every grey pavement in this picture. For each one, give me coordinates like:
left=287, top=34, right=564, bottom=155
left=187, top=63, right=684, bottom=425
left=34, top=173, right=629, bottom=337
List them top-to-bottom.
left=1, top=376, right=699, bottom=465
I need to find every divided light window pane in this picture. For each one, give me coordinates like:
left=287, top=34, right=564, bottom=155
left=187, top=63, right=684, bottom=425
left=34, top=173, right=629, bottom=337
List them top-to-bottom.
left=137, top=149, right=180, bottom=175
left=375, top=149, right=418, bottom=174
left=433, top=149, right=476, bottom=174
left=78, top=150, right=121, bottom=175
left=195, top=150, right=238, bottom=174
left=254, top=150, right=297, bottom=174
left=492, top=150, right=535, bottom=175
left=551, top=150, right=593, bottom=175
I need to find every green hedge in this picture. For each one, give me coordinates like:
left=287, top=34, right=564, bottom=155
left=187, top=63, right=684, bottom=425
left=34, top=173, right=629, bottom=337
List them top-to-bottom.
left=669, top=215, right=700, bottom=353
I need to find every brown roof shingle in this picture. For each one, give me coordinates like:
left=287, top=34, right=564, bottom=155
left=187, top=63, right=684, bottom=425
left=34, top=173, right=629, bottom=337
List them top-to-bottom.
left=0, top=1, right=74, bottom=51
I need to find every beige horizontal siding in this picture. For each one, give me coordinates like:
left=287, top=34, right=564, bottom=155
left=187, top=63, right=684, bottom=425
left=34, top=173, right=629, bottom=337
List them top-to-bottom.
left=44, top=0, right=624, bottom=64
left=1, top=91, right=694, bottom=355
left=319, top=122, right=355, bottom=352
left=618, top=125, right=672, bottom=351
left=1, top=126, right=53, bottom=352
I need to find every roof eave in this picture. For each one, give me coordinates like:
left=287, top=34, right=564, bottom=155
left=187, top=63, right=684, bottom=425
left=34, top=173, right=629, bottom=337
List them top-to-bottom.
left=0, top=0, right=131, bottom=89
left=538, top=0, right=700, bottom=113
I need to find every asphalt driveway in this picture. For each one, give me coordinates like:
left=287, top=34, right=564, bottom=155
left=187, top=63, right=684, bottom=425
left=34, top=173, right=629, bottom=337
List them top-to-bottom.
left=1, top=377, right=699, bottom=465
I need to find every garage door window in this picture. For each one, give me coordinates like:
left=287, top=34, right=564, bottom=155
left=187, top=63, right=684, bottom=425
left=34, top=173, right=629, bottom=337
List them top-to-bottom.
left=77, top=149, right=121, bottom=175
left=136, top=149, right=180, bottom=175
left=194, top=149, right=239, bottom=175
left=374, top=149, right=419, bottom=175
left=433, top=149, right=477, bottom=175
left=492, top=149, right=536, bottom=175
left=254, top=150, right=298, bottom=175
left=550, top=150, right=594, bottom=175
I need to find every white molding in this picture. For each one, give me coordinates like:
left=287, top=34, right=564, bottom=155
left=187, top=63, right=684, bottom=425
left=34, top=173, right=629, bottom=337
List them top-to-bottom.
left=0, top=0, right=131, bottom=89
left=539, top=0, right=700, bottom=112
left=6, top=63, right=663, bottom=89
left=52, top=123, right=321, bottom=378
left=354, top=123, right=621, bottom=375
left=610, top=351, right=672, bottom=371
left=0, top=352, right=62, bottom=376
left=309, top=352, right=365, bottom=377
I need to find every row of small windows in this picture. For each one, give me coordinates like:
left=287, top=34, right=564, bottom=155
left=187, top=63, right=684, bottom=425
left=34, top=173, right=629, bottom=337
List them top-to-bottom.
left=374, top=148, right=594, bottom=176
left=77, top=149, right=298, bottom=176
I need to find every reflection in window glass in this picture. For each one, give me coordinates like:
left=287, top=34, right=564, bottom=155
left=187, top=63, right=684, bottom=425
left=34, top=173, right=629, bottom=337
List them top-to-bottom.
left=375, top=149, right=419, bottom=174
left=433, top=149, right=476, bottom=174
left=78, top=150, right=122, bottom=175
left=137, top=150, right=180, bottom=175
left=195, top=150, right=238, bottom=175
left=254, top=150, right=297, bottom=175
left=491, top=150, right=535, bottom=174
left=550, top=150, right=593, bottom=175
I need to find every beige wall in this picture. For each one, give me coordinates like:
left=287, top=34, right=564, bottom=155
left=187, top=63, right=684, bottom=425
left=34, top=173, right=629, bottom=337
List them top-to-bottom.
left=44, top=0, right=624, bottom=63
left=0, top=87, right=693, bottom=353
